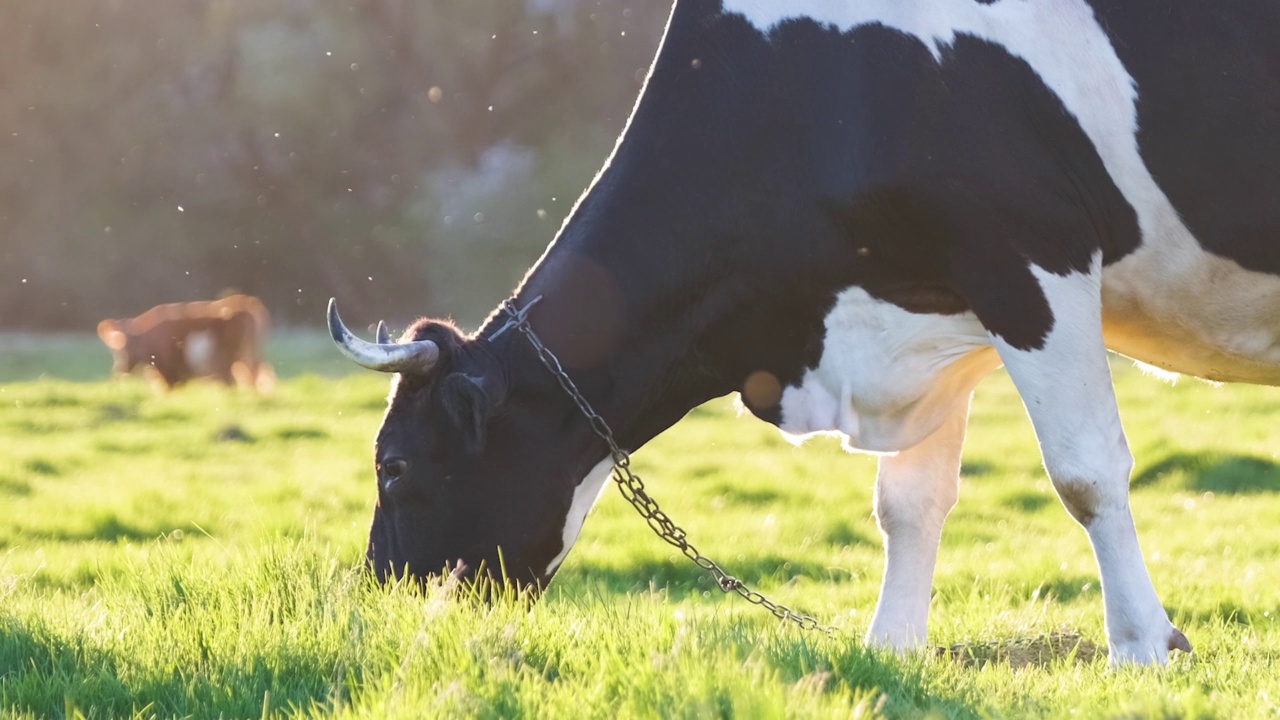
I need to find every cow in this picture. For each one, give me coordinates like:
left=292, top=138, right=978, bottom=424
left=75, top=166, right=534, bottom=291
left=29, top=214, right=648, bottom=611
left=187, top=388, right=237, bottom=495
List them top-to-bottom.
left=327, top=0, right=1280, bottom=665
left=98, top=294, right=274, bottom=391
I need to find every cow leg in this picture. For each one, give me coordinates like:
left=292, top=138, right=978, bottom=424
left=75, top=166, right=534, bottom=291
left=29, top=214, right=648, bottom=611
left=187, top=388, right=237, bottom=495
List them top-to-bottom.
left=990, top=261, right=1187, bottom=665
left=865, top=397, right=969, bottom=650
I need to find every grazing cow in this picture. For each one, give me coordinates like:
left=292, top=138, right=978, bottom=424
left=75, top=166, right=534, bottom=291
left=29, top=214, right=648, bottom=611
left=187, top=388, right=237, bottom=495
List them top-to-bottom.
left=328, top=0, right=1280, bottom=664
left=98, top=294, right=273, bottom=391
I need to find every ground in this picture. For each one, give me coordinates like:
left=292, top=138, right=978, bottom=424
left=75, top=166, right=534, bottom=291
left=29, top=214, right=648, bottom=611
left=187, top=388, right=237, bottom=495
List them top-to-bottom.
left=0, top=332, right=1278, bottom=718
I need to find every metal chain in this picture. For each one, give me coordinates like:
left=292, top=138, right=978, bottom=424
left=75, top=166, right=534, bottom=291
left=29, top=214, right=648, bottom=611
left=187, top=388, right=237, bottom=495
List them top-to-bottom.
left=498, top=298, right=836, bottom=634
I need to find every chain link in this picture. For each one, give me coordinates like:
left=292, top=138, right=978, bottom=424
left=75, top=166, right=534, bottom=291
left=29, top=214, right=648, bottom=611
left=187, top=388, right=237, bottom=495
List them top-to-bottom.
left=500, top=299, right=837, bottom=635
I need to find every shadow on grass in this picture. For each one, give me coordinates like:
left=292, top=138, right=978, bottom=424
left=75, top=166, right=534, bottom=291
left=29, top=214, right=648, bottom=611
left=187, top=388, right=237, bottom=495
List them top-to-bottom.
left=96, top=402, right=140, bottom=423
left=214, top=424, right=255, bottom=443
left=274, top=426, right=329, bottom=441
left=1132, top=452, right=1280, bottom=494
left=24, top=458, right=61, bottom=477
left=960, top=460, right=998, bottom=477
left=0, top=475, right=32, bottom=496
left=707, top=482, right=787, bottom=507
left=999, top=490, right=1054, bottom=513
left=16, top=515, right=185, bottom=545
left=821, top=520, right=876, bottom=548
left=565, top=555, right=854, bottom=600
left=1025, top=575, right=1101, bottom=604
left=1167, top=599, right=1268, bottom=627
left=0, top=616, right=349, bottom=719
left=0, top=619, right=125, bottom=717
left=937, top=631, right=1103, bottom=669
left=765, top=637, right=985, bottom=718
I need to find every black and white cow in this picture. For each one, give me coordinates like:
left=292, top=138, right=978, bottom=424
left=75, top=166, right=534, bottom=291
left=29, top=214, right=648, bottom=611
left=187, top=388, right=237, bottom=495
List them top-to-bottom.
left=328, top=0, right=1280, bottom=664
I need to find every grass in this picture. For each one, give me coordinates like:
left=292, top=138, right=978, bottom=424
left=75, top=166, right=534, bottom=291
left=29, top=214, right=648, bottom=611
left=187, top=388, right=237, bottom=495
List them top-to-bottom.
left=1, top=332, right=1279, bottom=718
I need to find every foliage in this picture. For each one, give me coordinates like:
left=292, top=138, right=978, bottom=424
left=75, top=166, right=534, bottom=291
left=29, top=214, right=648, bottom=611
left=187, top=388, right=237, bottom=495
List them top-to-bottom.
left=0, top=0, right=670, bottom=329
left=1, top=335, right=1279, bottom=717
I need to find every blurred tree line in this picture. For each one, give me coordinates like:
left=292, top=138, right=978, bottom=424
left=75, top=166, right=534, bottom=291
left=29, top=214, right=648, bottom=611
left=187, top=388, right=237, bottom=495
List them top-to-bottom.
left=0, top=0, right=669, bottom=330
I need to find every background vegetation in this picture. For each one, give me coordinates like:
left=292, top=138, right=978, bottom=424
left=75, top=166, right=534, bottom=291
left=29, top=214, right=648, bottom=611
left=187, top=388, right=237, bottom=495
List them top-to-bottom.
left=1, top=0, right=669, bottom=329
left=1, top=336, right=1278, bottom=718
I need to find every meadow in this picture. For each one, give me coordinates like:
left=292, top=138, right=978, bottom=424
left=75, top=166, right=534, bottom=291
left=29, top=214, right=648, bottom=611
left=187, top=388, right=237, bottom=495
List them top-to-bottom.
left=1, top=332, right=1278, bottom=719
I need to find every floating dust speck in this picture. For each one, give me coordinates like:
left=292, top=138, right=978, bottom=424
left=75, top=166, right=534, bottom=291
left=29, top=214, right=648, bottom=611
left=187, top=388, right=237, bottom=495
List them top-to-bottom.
left=936, top=630, right=1101, bottom=669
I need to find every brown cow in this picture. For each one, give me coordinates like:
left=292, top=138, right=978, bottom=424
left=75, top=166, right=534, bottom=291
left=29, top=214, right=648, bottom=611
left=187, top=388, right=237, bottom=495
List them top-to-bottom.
left=97, top=294, right=274, bottom=392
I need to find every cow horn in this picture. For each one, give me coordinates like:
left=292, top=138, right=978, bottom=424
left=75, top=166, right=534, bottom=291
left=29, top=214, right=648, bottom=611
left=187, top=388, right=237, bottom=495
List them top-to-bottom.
left=328, top=298, right=439, bottom=373
left=375, top=320, right=391, bottom=344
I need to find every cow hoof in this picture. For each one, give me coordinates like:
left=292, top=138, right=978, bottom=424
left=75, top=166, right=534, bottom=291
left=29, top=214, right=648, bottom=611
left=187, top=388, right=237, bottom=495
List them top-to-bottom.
left=1108, top=625, right=1191, bottom=665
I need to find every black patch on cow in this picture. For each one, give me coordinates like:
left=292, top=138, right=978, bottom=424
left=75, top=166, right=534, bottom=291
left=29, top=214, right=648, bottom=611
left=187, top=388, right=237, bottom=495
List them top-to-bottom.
left=501, top=1, right=1145, bottom=438
left=1088, top=1, right=1280, bottom=276
left=738, top=14, right=1141, bottom=355
left=798, top=26, right=1141, bottom=350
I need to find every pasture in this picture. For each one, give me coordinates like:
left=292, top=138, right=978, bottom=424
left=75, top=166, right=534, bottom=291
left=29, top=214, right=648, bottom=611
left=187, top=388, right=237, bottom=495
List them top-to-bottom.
left=1, top=332, right=1278, bottom=719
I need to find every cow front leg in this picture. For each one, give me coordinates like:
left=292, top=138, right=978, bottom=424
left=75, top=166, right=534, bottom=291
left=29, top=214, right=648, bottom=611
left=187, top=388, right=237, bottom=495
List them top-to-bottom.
left=990, top=260, right=1188, bottom=665
left=866, top=398, right=969, bottom=650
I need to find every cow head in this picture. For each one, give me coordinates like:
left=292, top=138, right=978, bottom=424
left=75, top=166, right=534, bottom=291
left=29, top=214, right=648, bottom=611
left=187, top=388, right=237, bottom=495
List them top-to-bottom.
left=328, top=300, right=615, bottom=593
left=97, top=318, right=139, bottom=375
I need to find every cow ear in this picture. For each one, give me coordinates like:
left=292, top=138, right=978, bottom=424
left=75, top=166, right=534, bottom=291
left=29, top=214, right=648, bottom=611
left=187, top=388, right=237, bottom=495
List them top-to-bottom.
left=97, top=319, right=127, bottom=350
left=439, top=373, right=493, bottom=454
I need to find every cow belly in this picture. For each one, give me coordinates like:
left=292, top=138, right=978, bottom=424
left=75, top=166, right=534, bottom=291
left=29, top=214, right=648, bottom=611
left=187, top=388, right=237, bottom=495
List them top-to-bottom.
left=1101, top=235, right=1280, bottom=385
left=1103, top=315, right=1280, bottom=386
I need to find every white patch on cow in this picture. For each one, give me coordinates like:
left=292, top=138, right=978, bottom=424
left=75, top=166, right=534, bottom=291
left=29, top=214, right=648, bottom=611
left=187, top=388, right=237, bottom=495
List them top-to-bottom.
left=722, top=0, right=1280, bottom=383
left=994, top=256, right=1182, bottom=664
left=777, top=287, right=998, bottom=454
left=184, top=330, right=216, bottom=375
left=544, top=457, right=614, bottom=577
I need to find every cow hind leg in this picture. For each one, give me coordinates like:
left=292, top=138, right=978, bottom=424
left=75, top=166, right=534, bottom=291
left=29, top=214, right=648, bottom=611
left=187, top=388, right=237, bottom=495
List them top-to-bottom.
left=990, top=259, right=1188, bottom=665
left=231, top=360, right=255, bottom=388
left=253, top=362, right=277, bottom=394
left=866, top=397, right=970, bottom=650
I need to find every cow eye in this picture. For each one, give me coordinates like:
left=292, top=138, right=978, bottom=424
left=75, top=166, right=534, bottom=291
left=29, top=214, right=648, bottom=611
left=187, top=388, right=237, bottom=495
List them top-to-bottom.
left=378, top=458, right=410, bottom=492
left=382, top=459, right=409, bottom=480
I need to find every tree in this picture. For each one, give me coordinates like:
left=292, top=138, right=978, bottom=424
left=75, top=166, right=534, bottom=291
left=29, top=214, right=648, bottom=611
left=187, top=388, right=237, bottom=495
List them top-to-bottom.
left=0, top=0, right=669, bottom=330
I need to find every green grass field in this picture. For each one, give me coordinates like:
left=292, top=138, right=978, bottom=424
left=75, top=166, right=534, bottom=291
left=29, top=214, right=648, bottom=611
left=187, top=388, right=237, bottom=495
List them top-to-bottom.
left=1, top=332, right=1278, bottom=718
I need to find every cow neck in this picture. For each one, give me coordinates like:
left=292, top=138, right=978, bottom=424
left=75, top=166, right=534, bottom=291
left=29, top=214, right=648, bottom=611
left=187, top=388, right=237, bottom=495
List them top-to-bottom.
left=480, top=179, right=846, bottom=457
left=479, top=232, right=730, bottom=454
